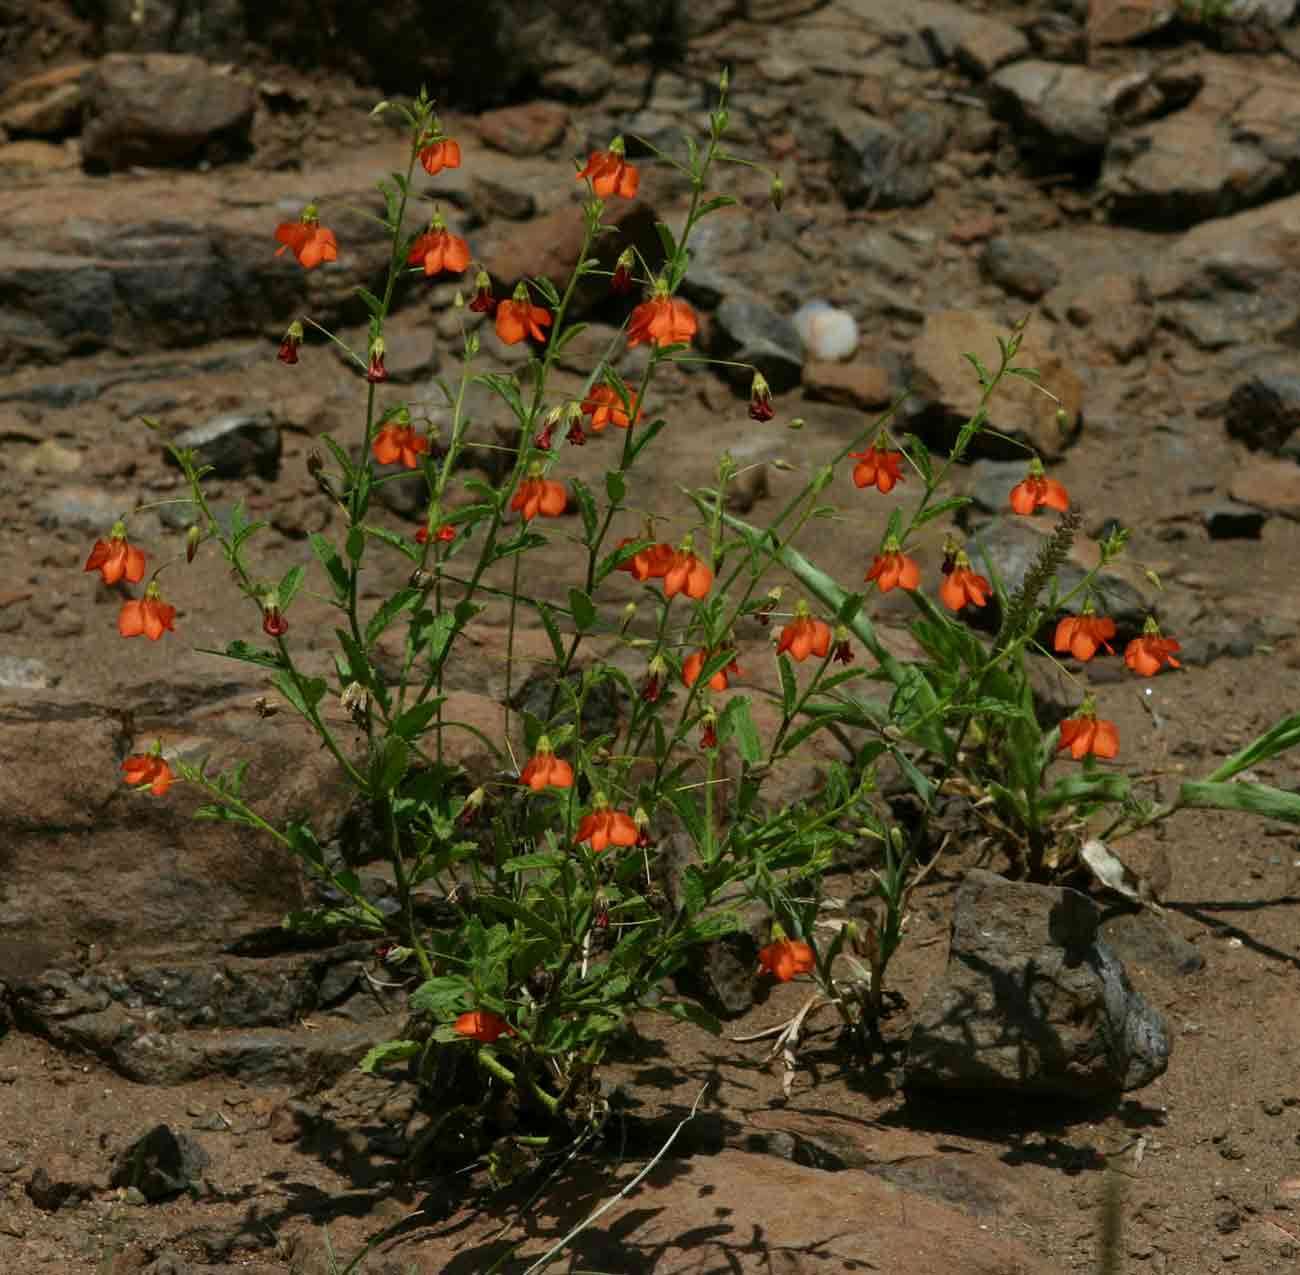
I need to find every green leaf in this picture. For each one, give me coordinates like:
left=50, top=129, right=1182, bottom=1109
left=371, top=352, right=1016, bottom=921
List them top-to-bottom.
left=696, top=195, right=737, bottom=216
left=655, top=221, right=678, bottom=263
left=532, top=275, right=561, bottom=308
left=354, top=286, right=385, bottom=319
left=628, top=417, right=668, bottom=466
left=319, top=434, right=354, bottom=480
left=902, top=434, right=932, bottom=485
left=605, top=470, right=626, bottom=505
left=570, top=477, right=598, bottom=545
left=913, top=495, right=972, bottom=528
left=360, top=522, right=421, bottom=562
left=345, top=525, right=366, bottom=565
left=309, top=534, right=350, bottom=604
left=278, top=564, right=306, bottom=610
left=364, top=587, right=423, bottom=645
left=569, top=588, right=597, bottom=633
left=836, top=593, right=864, bottom=625
left=537, top=602, right=566, bottom=663
left=198, top=640, right=286, bottom=672
left=777, top=655, right=798, bottom=718
left=272, top=670, right=327, bottom=718
left=718, top=695, right=763, bottom=765
left=390, top=698, right=445, bottom=741
left=1204, top=713, right=1300, bottom=784
left=372, top=736, right=410, bottom=795
left=1037, top=771, right=1131, bottom=814
left=1178, top=780, right=1300, bottom=824
left=502, top=851, right=567, bottom=873
left=680, top=865, right=708, bottom=916
left=478, top=895, right=564, bottom=945
left=409, top=975, right=473, bottom=1017
left=657, top=1001, right=723, bottom=1036
left=359, top=1039, right=421, bottom=1073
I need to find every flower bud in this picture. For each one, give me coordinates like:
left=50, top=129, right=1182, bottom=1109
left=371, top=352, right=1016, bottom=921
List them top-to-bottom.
left=770, top=174, right=784, bottom=212
left=786, top=417, right=805, bottom=431
left=185, top=524, right=201, bottom=564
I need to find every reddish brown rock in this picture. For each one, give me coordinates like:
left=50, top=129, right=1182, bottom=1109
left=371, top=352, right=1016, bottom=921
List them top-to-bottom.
left=476, top=100, right=569, bottom=156
left=803, top=360, right=893, bottom=410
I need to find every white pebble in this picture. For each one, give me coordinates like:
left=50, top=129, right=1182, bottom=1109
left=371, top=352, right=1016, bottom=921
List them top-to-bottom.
left=792, top=301, right=859, bottom=362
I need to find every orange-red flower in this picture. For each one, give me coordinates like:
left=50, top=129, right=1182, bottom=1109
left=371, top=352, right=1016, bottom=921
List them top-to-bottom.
left=419, top=138, right=461, bottom=176
left=577, top=140, right=640, bottom=198
left=274, top=205, right=338, bottom=270
left=408, top=222, right=471, bottom=277
left=496, top=286, right=553, bottom=345
left=627, top=290, right=697, bottom=349
left=582, top=382, right=641, bottom=431
left=372, top=422, right=430, bottom=469
left=849, top=445, right=905, bottom=494
left=1009, top=460, right=1069, bottom=515
left=511, top=474, right=567, bottom=520
left=85, top=523, right=146, bottom=585
left=615, top=538, right=674, bottom=581
left=865, top=545, right=920, bottom=593
left=662, top=546, right=713, bottom=600
left=939, top=552, right=991, bottom=612
left=118, top=582, right=176, bottom=641
left=777, top=608, right=831, bottom=662
left=1054, top=612, right=1117, bottom=662
left=1125, top=619, right=1181, bottom=677
left=682, top=648, right=741, bottom=692
left=1057, top=703, right=1119, bottom=760
left=519, top=739, right=574, bottom=792
left=122, top=752, right=174, bottom=797
left=575, top=802, right=638, bottom=853
left=757, top=938, right=815, bottom=982
left=453, top=1010, right=510, bottom=1043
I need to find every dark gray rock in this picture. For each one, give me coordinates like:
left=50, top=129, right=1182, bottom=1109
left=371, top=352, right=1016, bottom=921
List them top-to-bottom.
left=99, top=0, right=247, bottom=59
left=81, top=54, right=256, bottom=171
left=989, top=62, right=1116, bottom=156
left=830, top=109, right=944, bottom=210
left=979, top=237, right=1061, bottom=301
left=710, top=296, right=804, bottom=393
left=1226, top=367, right=1300, bottom=453
left=166, top=410, right=281, bottom=480
left=1203, top=501, right=1267, bottom=539
left=906, top=869, right=1171, bottom=1097
left=1099, top=911, right=1205, bottom=978
left=109, top=1125, right=210, bottom=1201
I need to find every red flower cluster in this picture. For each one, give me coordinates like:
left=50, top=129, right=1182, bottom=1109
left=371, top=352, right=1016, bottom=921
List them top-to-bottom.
left=757, top=938, right=815, bottom=982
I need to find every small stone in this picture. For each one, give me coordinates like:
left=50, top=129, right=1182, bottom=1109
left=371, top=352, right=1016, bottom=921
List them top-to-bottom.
left=955, top=20, right=1030, bottom=78
left=477, top=101, right=569, bottom=156
left=980, top=237, right=1061, bottom=300
left=802, top=361, right=892, bottom=410
left=166, top=411, right=281, bottom=481
left=14, top=439, right=81, bottom=475
left=1230, top=458, right=1300, bottom=519
left=1203, top=501, right=1267, bottom=540
left=0, top=656, right=58, bottom=690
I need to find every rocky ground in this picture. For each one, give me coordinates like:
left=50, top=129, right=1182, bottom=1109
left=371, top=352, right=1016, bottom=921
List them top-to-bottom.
left=3, top=0, right=1300, bottom=1272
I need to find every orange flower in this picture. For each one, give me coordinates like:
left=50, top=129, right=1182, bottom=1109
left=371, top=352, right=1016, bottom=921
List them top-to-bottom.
left=419, top=138, right=462, bottom=176
left=577, top=139, right=639, bottom=199
left=273, top=205, right=338, bottom=270
left=407, top=224, right=471, bottom=276
left=496, top=284, right=553, bottom=345
left=627, top=290, right=697, bottom=349
left=582, top=382, right=641, bottom=431
left=372, top=422, right=430, bottom=469
left=849, top=444, right=905, bottom=494
left=1009, top=460, right=1069, bottom=515
left=511, top=474, right=567, bottom=520
left=85, top=522, right=146, bottom=585
left=615, top=538, right=674, bottom=581
left=865, top=544, right=920, bottom=593
left=662, top=546, right=712, bottom=600
left=939, top=552, right=991, bottom=612
left=118, top=582, right=176, bottom=641
left=777, top=607, right=831, bottom=662
left=1054, top=612, right=1117, bottom=662
left=1125, top=618, right=1181, bottom=677
left=682, top=649, right=741, bottom=692
left=1057, top=702, right=1119, bottom=760
left=519, top=738, right=574, bottom=792
left=122, top=752, right=174, bottom=797
left=575, top=800, right=638, bottom=853
left=757, top=938, right=815, bottom=982
left=453, top=1010, right=510, bottom=1043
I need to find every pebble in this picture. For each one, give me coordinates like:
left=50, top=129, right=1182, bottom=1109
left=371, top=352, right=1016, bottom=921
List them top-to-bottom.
left=792, top=301, right=859, bottom=361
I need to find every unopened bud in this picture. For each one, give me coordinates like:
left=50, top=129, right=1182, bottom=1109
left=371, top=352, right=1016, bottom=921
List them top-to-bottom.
left=770, top=174, right=784, bottom=212
left=1056, top=408, right=1069, bottom=429
left=786, top=417, right=805, bottom=431
left=185, top=524, right=201, bottom=563
left=409, top=567, right=434, bottom=591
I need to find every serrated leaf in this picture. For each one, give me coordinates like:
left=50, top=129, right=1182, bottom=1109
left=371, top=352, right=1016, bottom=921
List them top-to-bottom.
left=655, top=222, right=678, bottom=262
left=532, top=275, right=561, bottom=308
left=354, top=287, right=385, bottom=319
left=605, top=470, right=626, bottom=505
left=570, top=477, right=598, bottom=544
left=913, top=495, right=973, bottom=528
left=361, top=523, right=421, bottom=562
left=345, top=525, right=366, bottom=564
left=309, top=533, right=350, bottom=604
left=278, top=564, right=306, bottom=610
left=364, top=587, right=423, bottom=645
left=569, top=588, right=597, bottom=633
left=537, top=602, right=565, bottom=663
left=198, top=640, right=286, bottom=672
left=273, top=670, right=327, bottom=718
left=718, top=694, right=763, bottom=765
left=390, top=698, right=445, bottom=741
left=372, top=735, right=409, bottom=794
left=479, top=895, right=564, bottom=945
left=409, top=975, right=473, bottom=1017
left=658, top=1000, right=722, bottom=1036
left=359, top=1039, right=421, bottom=1073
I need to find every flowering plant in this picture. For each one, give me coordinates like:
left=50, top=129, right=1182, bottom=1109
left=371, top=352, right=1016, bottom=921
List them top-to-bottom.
left=86, top=78, right=1300, bottom=1168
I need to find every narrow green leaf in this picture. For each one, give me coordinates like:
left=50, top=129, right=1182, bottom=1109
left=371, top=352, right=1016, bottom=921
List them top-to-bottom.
left=606, top=470, right=626, bottom=505
left=345, top=525, right=366, bottom=564
left=308, top=533, right=350, bottom=603
left=278, top=564, right=306, bottom=610
left=364, top=587, right=423, bottom=645
left=569, top=588, right=597, bottom=633
left=537, top=602, right=566, bottom=663
left=197, top=640, right=286, bottom=672
left=273, top=670, right=327, bottom=718
left=718, top=695, right=763, bottom=765
left=390, top=698, right=445, bottom=741
left=1204, top=713, right=1300, bottom=784
left=372, top=735, right=410, bottom=794
left=1178, top=780, right=1300, bottom=824
left=479, top=894, right=564, bottom=945
left=657, top=1001, right=723, bottom=1036
left=359, top=1039, right=421, bottom=1073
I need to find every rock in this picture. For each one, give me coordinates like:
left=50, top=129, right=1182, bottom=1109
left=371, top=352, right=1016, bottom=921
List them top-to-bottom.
left=98, top=0, right=247, bottom=58
left=1088, top=0, right=1178, bottom=46
left=954, top=19, right=1031, bottom=78
left=81, top=54, right=257, bottom=171
left=540, top=57, right=615, bottom=103
left=989, top=62, right=1117, bottom=157
left=0, top=64, right=88, bottom=137
left=476, top=101, right=569, bottom=156
left=829, top=108, right=945, bottom=210
left=1102, top=109, right=1284, bottom=229
left=0, top=140, right=78, bottom=174
left=470, top=175, right=536, bottom=222
left=847, top=228, right=927, bottom=282
left=979, top=237, right=1061, bottom=301
left=1064, top=272, right=1154, bottom=363
left=711, top=296, right=804, bottom=393
left=792, top=302, right=859, bottom=361
left=906, top=310, right=1082, bottom=460
left=803, top=361, right=893, bottom=410
left=1226, top=366, right=1300, bottom=453
left=165, top=410, right=281, bottom=480
left=1230, top=458, right=1300, bottom=519
left=36, top=484, right=123, bottom=532
left=1203, top=500, right=1268, bottom=539
left=0, top=657, right=59, bottom=690
left=906, top=869, right=1171, bottom=1097
left=1099, top=912, right=1205, bottom=978
left=268, top=1099, right=317, bottom=1144
left=109, top=1126, right=210, bottom=1201
left=26, top=1156, right=94, bottom=1212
